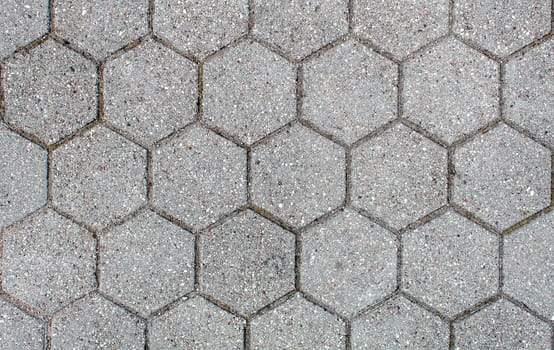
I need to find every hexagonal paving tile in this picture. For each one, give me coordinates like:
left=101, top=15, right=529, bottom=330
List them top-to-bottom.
left=0, top=0, right=49, bottom=58
left=54, top=0, right=149, bottom=60
left=154, top=0, right=248, bottom=59
left=252, top=0, right=349, bottom=60
left=353, top=0, right=449, bottom=60
left=453, top=0, right=551, bottom=57
left=404, top=38, right=499, bottom=144
left=504, top=38, right=554, bottom=148
left=4, top=40, right=97, bottom=145
left=104, top=40, right=197, bottom=146
left=303, top=40, right=397, bottom=145
left=203, top=41, right=296, bottom=145
left=352, top=123, right=447, bottom=229
left=0, top=124, right=47, bottom=230
left=152, top=124, right=247, bottom=229
left=251, top=124, right=345, bottom=228
left=453, top=124, right=551, bottom=231
left=51, top=126, right=147, bottom=230
left=2, top=209, right=96, bottom=315
left=301, top=209, right=397, bottom=317
left=99, top=210, right=195, bottom=316
left=200, top=210, right=295, bottom=315
left=402, top=211, right=499, bottom=317
left=504, top=211, right=554, bottom=320
left=251, top=293, right=346, bottom=349
left=51, top=294, right=145, bottom=350
left=149, top=295, right=245, bottom=349
left=352, top=296, right=449, bottom=349
left=0, top=298, right=45, bottom=350
left=454, top=299, right=551, bottom=349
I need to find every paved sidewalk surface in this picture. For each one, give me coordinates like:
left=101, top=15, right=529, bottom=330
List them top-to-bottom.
left=0, top=1, right=553, bottom=349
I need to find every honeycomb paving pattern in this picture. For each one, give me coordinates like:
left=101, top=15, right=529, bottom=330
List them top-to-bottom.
left=1, top=1, right=553, bottom=348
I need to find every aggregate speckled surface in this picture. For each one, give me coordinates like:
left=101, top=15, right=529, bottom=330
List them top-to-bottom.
left=1, top=1, right=553, bottom=349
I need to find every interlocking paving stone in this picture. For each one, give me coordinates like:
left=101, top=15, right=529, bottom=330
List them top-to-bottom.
left=0, top=0, right=48, bottom=59
left=54, top=0, right=149, bottom=60
left=154, top=0, right=248, bottom=59
left=252, top=0, right=349, bottom=60
left=353, top=0, right=449, bottom=60
left=453, top=0, right=551, bottom=57
left=403, top=37, right=499, bottom=144
left=504, top=38, right=554, bottom=148
left=104, top=39, right=197, bottom=146
left=4, top=40, right=97, bottom=145
left=303, top=40, right=397, bottom=145
left=203, top=41, right=296, bottom=145
left=251, top=123, right=345, bottom=228
left=352, top=123, right=447, bottom=229
left=0, top=124, right=47, bottom=230
left=152, top=124, right=247, bottom=229
left=453, top=124, right=551, bottom=231
left=51, top=126, right=147, bottom=230
left=2, top=209, right=96, bottom=315
left=301, top=209, right=397, bottom=317
left=99, top=210, right=194, bottom=317
left=200, top=210, right=295, bottom=315
left=402, top=210, right=499, bottom=317
left=504, top=211, right=554, bottom=321
left=250, top=293, right=346, bottom=350
left=51, top=294, right=145, bottom=350
left=149, top=295, right=245, bottom=349
left=352, top=296, right=449, bottom=349
left=0, top=298, right=45, bottom=350
left=454, top=299, right=552, bottom=349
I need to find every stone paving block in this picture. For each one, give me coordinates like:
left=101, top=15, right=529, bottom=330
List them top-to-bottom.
left=0, top=0, right=49, bottom=59
left=54, top=0, right=149, bottom=60
left=154, top=0, right=248, bottom=59
left=252, top=0, right=349, bottom=60
left=353, top=0, right=449, bottom=60
left=453, top=0, right=551, bottom=57
left=404, top=38, right=499, bottom=144
left=504, top=38, right=554, bottom=148
left=104, top=39, right=197, bottom=146
left=4, top=40, right=97, bottom=145
left=303, top=40, right=397, bottom=145
left=203, top=41, right=296, bottom=145
left=352, top=123, right=447, bottom=229
left=0, top=124, right=47, bottom=230
left=152, top=124, right=247, bottom=229
left=251, top=124, right=345, bottom=228
left=453, top=124, right=551, bottom=231
left=51, top=126, right=147, bottom=230
left=2, top=209, right=96, bottom=315
left=301, top=209, right=397, bottom=317
left=99, top=210, right=194, bottom=317
left=200, top=210, right=295, bottom=315
left=402, top=210, right=498, bottom=317
left=504, top=211, right=554, bottom=321
left=250, top=293, right=346, bottom=350
left=51, top=294, right=145, bottom=350
left=149, top=295, right=245, bottom=349
left=352, top=296, right=449, bottom=349
left=0, top=298, right=45, bottom=350
left=454, top=299, right=552, bottom=349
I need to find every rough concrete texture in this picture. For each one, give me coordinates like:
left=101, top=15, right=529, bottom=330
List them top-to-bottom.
left=1, top=1, right=553, bottom=348
left=104, top=39, right=197, bottom=146
left=4, top=40, right=97, bottom=144
left=200, top=210, right=295, bottom=315
left=250, top=293, right=346, bottom=349
left=149, top=295, right=245, bottom=349
left=352, top=296, right=449, bottom=349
